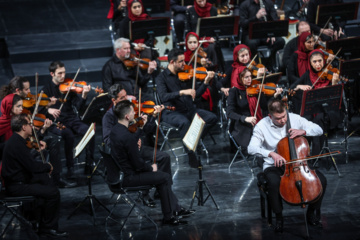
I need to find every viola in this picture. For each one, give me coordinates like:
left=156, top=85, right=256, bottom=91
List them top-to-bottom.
left=247, top=62, right=271, bottom=77
left=178, top=66, right=226, bottom=81
left=59, top=78, right=103, bottom=94
left=246, top=80, right=294, bottom=97
left=23, top=93, right=66, bottom=108
left=22, top=109, right=65, bottom=130
left=278, top=110, right=322, bottom=207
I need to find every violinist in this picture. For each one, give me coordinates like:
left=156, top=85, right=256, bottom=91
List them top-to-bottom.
left=185, top=0, right=217, bottom=36
left=239, top=0, right=285, bottom=72
left=102, top=37, right=156, bottom=99
left=156, top=48, right=218, bottom=162
left=290, top=49, right=343, bottom=155
left=41, top=61, right=95, bottom=178
left=227, top=68, right=282, bottom=148
left=102, top=83, right=174, bottom=208
left=248, top=98, right=327, bottom=233
left=1, top=114, right=68, bottom=238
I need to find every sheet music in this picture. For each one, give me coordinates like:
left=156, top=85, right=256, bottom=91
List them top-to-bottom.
left=182, top=113, right=205, bottom=152
left=74, top=122, right=95, bottom=158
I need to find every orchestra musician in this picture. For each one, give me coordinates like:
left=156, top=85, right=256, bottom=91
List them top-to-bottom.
left=112, top=0, right=128, bottom=38
left=171, top=0, right=192, bottom=43
left=185, top=0, right=217, bottom=34
left=239, top=0, right=285, bottom=72
left=102, top=37, right=156, bottom=99
left=156, top=48, right=218, bottom=163
left=290, top=49, right=343, bottom=156
left=41, top=61, right=95, bottom=178
left=227, top=68, right=282, bottom=148
left=102, top=83, right=173, bottom=207
left=248, top=98, right=327, bottom=233
left=110, top=101, right=195, bottom=226
left=1, top=114, right=68, bottom=238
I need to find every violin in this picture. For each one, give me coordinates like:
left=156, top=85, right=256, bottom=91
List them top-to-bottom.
left=189, top=47, right=213, bottom=66
left=123, top=54, right=152, bottom=70
left=247, top=62, right=271, bottom=77
left=318, top=65, right=348, bottom=82
left=178, top=66, right=226, bottom=81
left=59, top=78, right=103, bottom=94
left=246, top=80, right=294, bottom=97
left=23, top=92, right=66, bottom=108
left=132, top=100, right=175, bottom=115
left=22, top=109, right=65, bottom=130
left=278, top=110, right=322, bottom=207
left=128, top=116, right=145, bottom=133
left=26, top=136, right=41, bottom=150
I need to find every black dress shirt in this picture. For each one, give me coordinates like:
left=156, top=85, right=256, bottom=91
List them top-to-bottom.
left=239, top=0, right=278, bottom=35
left=283, top=36, right=298, bottom=70
left=102, top=55, right=151, bottom=95
left=155, top=68, right=208, bottom=113
left=110, top=123, right=152, bottom=177
left=2, top=133, right=51, bottom=185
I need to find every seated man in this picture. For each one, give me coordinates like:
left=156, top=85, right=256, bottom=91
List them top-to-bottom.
left=239, top=0, right=285, bottom=71
left=156, top=48, right=218, bottom=160
left=103, top=83, right=172, bottom=207
left=248, top=99, right=327, bottom=233
left=110, top=101, right=194, bottom=225
left=1, top=114, right=68, bottom=238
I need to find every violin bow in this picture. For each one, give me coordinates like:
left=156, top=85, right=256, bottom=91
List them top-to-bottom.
left=314, top=16, right=332, bottom=46
left=191, top=40, right=206, bottom=101
left=311, top=47, right=342, bottom=89
left=133, top=54, right=141, bottom=96
left=246, top=54, right=258, bottom=70
left=58, top=67, right=81, bottom=113
left=35, top=72, right=38, bottom=103
left=253, top=72, right=266, bottom=122
left=138, top=88, right=142, bottom=116
left=153, top=110, right=162, bottom=164
left=283, top=151, right=341, bottom=165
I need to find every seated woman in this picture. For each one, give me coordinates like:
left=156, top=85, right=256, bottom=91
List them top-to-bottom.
left=117, top=0, right=158, bottom=60
left=290, top=49, right=342, bottom=155
left=227, top=68, right=282, bottom=149
left=0, top=94, right=23, bottom=144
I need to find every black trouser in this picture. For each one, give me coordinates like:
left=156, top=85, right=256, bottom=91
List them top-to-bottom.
left=173, top=13, right=186, bottom=43
left=49, top=117, right=95, bottom=168
left=264, top=166, right=327, bottom=215
left=122, top=171, right=180, bottom=220
left=6, top=182, right=61, bottom=230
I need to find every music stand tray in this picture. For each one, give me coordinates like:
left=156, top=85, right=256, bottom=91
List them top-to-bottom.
left=142, top=0, right=169, bottom=14
left=315, top=2, right=359, bottom=26
left=196, top=15, right=239, bottom=37
left=130, top=17, right=170, bottom=40
left=249, top=20, right=289, bottom=39
left=81, top=93, right=112, bottom=124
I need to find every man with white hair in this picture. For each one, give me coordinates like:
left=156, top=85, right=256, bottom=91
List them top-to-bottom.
left=102, top=38, right=157, bottom=99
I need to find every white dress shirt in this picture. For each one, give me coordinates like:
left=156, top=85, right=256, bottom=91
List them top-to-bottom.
left=247, top=113, right=323, bottom=170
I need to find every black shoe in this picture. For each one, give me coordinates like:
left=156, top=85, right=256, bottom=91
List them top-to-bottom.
left=188, top=151, right=198, bottom=168
left=66, top=167, right=74, bottom=179
left=58, top=178, right=77, bottom=188
left=153, top=190, right=160, bottom=200
left=141, top=194, right=156, bottom=208
left=174, top=207, right=196, bottom=218
left=307, top=209, right=323, bottom=228
left=162, top=216, right=188, bottom=226
left=274, top=218, right=283, bottom=233
left=39, top=228, right=68, bottom=237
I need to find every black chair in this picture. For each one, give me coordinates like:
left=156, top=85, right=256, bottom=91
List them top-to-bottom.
left=98, top=145, right=158, bottom=233
left=0, top=183, right=38, bottom=239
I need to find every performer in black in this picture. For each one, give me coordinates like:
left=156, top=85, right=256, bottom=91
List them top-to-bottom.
left=110, top=101, right=195, bottom=225
left=1, top=114, right=68, bottom=238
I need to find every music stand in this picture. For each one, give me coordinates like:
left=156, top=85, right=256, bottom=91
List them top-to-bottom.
left=142, top=0, right=169, bottom=14
left=315, top=2, right=359, bottom=29
left=196, top=15, right=240, bottom=72
left=130, top=17, right=170, bottom=43
left=248, top=20, right=289, bottom=39
left=327, top=37, right=360, bottom=61
left=300, top=84, right=343, bottom=177
left=81, top=93, right=112, bottom=124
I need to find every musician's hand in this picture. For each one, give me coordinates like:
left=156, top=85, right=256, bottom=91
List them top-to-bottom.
left=119, top=0, right=126, bottom=8
left=302, top=0, right=309, bottom=3
left=187, top=5, right=192, bottom=9
left=256, top=8, right=267, bottom=19
left=338, top=27, right=344, bottom=37
left=322, top=28, right=334, bottom=37
left=209, top=37, right=215, bottom=43
left=267, top=37, right=276, bottom=44
left=134, top=43, right=145, bottom=51
left=327, top=54, right=335, bottom=63
left=200, top=58, right=208, bottom=66
left=148, top=60, right=157, bottom=74
left=257, top=67, right=265, bottom=77
left=204, top=71, right=215, bottom=84
left=332, top=73, right=340, bottom=85
left=82, top=85, right=91, bottom=99
left=295, top=85, right=312, bottom=91
left=221, top=87, right=230, bottom=97
left=274, top=88, right=283, bottom=98
left=180, top=89, right=196, bottom=99
left=127, top=95, right=137, bottom=101
left=48, top=97, right=57, bottom=107
left=153, top=105, right=164, bottom=117
left=48, top=108, right=61, bottom=119
left=140, top=113, right=148, bottom=126
left=245, top=116, right=257, bottom=127
left=43, top=118, right=52, bottom=131
left=289, top=128, right=306, bottom=138
left=137, top=139, right=142, bottom=150
left=39, top=140, right=47, bottom=151
left=269, top=152, right=286, bottom=167
left=48, top=162, right=53, bottom=174
left=151, top=163, right=158, bottom=172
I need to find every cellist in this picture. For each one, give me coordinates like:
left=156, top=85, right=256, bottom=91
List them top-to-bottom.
left=248, top=98, right=327, bottom=233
